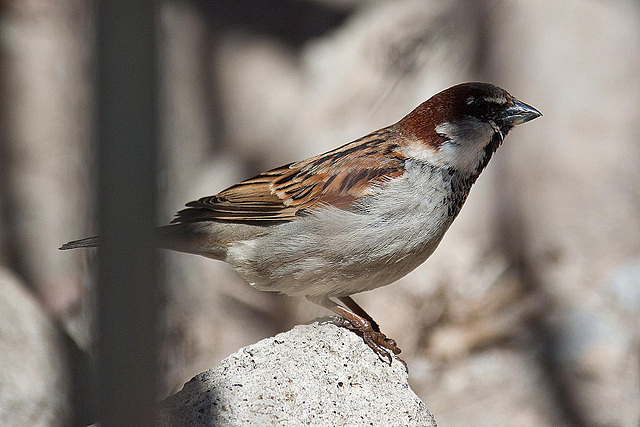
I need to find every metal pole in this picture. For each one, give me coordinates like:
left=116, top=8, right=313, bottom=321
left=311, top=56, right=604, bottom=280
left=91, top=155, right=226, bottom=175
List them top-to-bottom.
left=96, top=1, right=160, bottom=425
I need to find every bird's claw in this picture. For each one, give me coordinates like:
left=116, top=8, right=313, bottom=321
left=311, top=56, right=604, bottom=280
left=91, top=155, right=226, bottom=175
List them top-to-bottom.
left=332, top=316, right=401, bottom=365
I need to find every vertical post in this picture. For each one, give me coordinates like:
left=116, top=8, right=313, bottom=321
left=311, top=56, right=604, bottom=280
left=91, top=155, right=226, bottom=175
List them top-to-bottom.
left=96, top=2, right=159, bottom=426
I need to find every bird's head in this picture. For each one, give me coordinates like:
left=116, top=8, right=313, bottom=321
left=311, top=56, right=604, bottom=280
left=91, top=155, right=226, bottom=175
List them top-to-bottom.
left=397, top=82, right=541, bottom=176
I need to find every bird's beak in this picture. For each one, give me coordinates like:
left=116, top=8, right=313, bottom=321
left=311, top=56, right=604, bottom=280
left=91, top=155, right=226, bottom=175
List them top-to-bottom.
left=502, top=98, right=542, bottom=126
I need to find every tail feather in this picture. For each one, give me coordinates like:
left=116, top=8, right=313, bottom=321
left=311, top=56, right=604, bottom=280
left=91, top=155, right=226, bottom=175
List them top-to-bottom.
left=158, top=224, right=226, bottom=260
left=59, top=225, right=226, bottom=261
left=59, top=236, right=100, bottom=250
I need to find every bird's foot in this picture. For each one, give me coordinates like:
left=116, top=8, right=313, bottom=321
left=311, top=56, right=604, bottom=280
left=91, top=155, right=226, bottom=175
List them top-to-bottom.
left=332, top=315, right=401, bottom=365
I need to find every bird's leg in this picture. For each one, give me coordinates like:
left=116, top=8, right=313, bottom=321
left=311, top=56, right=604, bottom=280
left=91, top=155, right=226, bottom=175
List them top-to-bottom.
left=307, top=296, right=401, bottom=363
left=338, top=296, right=381, bottom=333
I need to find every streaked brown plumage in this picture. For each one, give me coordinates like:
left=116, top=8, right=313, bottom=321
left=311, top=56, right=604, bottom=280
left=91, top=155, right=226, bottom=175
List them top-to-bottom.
left=174, top=127, right=405, bottom=224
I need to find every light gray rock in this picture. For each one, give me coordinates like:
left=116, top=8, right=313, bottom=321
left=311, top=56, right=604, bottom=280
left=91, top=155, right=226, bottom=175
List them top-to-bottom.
left=608, top=259, right=640, bottom=313
left=0, top=268, right=71, bottom=426
left=159, top=321, right=436, bottom=426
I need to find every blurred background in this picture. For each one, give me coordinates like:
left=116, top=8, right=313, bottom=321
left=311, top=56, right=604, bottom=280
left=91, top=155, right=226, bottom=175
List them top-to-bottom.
left=1, top=0, right=639, bottom=425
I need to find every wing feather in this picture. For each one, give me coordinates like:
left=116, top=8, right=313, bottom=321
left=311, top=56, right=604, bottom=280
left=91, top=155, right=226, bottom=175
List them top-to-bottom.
left=172, top=126, right=406, bottom=226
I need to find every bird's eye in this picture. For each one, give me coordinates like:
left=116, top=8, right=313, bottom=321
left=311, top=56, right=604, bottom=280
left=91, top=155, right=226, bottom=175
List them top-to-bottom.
left=471, top=98, right=490, bottom=115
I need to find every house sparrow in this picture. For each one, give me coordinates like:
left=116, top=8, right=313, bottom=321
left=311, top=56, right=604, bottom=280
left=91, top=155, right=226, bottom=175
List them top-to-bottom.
left=61, top=82, right=541, bottom=362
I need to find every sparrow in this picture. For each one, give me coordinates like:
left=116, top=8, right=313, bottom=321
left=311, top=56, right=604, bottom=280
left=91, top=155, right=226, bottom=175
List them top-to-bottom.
left=61, top=82, right=541, bottom=362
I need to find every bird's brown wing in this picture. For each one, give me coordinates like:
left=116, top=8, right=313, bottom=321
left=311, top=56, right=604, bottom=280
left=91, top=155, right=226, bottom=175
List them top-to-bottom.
left=172, top=127, right=406, bottom=226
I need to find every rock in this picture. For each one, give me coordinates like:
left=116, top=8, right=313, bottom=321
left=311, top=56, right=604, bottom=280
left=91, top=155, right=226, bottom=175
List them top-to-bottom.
left=608, top=259, right=640, bottom=313
left=0, top=268, right=71, bottom=426
left=159, top=321, right=435, bottom=426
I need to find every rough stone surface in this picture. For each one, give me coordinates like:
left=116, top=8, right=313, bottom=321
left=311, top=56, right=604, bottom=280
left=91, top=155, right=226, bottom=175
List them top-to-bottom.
left=159, top=321, right=436, bottom=426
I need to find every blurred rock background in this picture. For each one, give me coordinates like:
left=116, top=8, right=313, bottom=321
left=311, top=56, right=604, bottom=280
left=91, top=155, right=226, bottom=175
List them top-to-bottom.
left=1, top=0, right=639, bottom=425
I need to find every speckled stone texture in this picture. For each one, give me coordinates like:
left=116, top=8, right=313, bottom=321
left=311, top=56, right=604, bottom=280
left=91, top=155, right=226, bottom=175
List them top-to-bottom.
left=159, top=321, right=436, bottom=426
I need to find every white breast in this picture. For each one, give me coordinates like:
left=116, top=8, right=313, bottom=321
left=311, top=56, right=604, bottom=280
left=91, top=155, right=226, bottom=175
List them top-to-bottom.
left=226, top=160, right=467, bottom=298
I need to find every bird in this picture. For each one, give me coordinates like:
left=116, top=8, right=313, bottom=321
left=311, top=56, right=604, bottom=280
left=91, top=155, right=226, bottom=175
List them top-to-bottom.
left=61, top=82, right=541, bottom=362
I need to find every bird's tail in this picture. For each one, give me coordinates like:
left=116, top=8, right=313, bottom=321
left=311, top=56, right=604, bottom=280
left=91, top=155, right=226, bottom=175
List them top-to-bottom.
left=59, top=224, right=226, bottom=261
left=157, top=224, right=226, bottom=260
left=59, top=236, right=100, bottom=250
